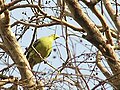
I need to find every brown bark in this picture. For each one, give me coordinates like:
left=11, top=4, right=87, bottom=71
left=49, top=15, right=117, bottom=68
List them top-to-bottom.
left=0, top=0, right=44, bottom=90
left=65, top=0, right=120, bottom=89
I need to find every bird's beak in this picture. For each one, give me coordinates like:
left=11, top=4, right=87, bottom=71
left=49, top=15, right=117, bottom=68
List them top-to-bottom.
left=54, top=35, right=59, bottom=40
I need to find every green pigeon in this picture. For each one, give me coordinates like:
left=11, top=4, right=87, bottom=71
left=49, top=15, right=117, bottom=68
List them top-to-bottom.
left=27, top=34, right=59, bottom=69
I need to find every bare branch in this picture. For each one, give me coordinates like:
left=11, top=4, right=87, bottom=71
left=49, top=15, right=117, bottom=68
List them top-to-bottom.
left=0, top=0, right=22, bottom=14
left=65, top=0, right=120, bottom=88
left=103, top=0, right=120, bottom=31
left=0, top=1, right=44, bottom=89
left=9, top=4, right=84, bottom=32
left=96, top=51, right=111, bottom=78
left=0, top=76, right=18, bottom=86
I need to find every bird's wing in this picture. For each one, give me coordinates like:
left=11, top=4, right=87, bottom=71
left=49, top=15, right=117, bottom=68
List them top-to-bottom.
left=26, top=39, right=40, bottom=59
left=33, top=39, right=40, bottom=48
left=46, top=49, right=52, bottom=58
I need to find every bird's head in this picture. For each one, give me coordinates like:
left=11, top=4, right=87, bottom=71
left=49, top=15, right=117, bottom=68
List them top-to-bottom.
left=49, top=34, right=59, bottom=40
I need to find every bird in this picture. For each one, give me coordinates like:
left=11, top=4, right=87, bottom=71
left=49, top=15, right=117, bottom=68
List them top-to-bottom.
left=26, top=34, right=59, bottom=69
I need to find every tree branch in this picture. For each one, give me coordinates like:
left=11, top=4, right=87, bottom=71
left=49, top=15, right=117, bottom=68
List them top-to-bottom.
left=0, top=0, right=44, bottom=89
left=0, top=0, right=22, bottom=14
left=65, top=0, right=120, bottom=88
left=103, top=0, right=120, bottom=31
left=96, top=51, right=111, bottom=78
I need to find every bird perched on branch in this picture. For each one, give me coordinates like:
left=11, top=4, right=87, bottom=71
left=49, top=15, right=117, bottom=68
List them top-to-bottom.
left=26, top=34, right=59, bottom=69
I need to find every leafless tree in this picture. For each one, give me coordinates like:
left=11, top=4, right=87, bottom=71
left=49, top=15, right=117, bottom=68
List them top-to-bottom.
left=0, top=0, right=120, bottom=90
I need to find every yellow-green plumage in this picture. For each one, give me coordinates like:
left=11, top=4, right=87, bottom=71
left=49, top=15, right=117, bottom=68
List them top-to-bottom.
left=27, top=34, right=59, bottom=68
